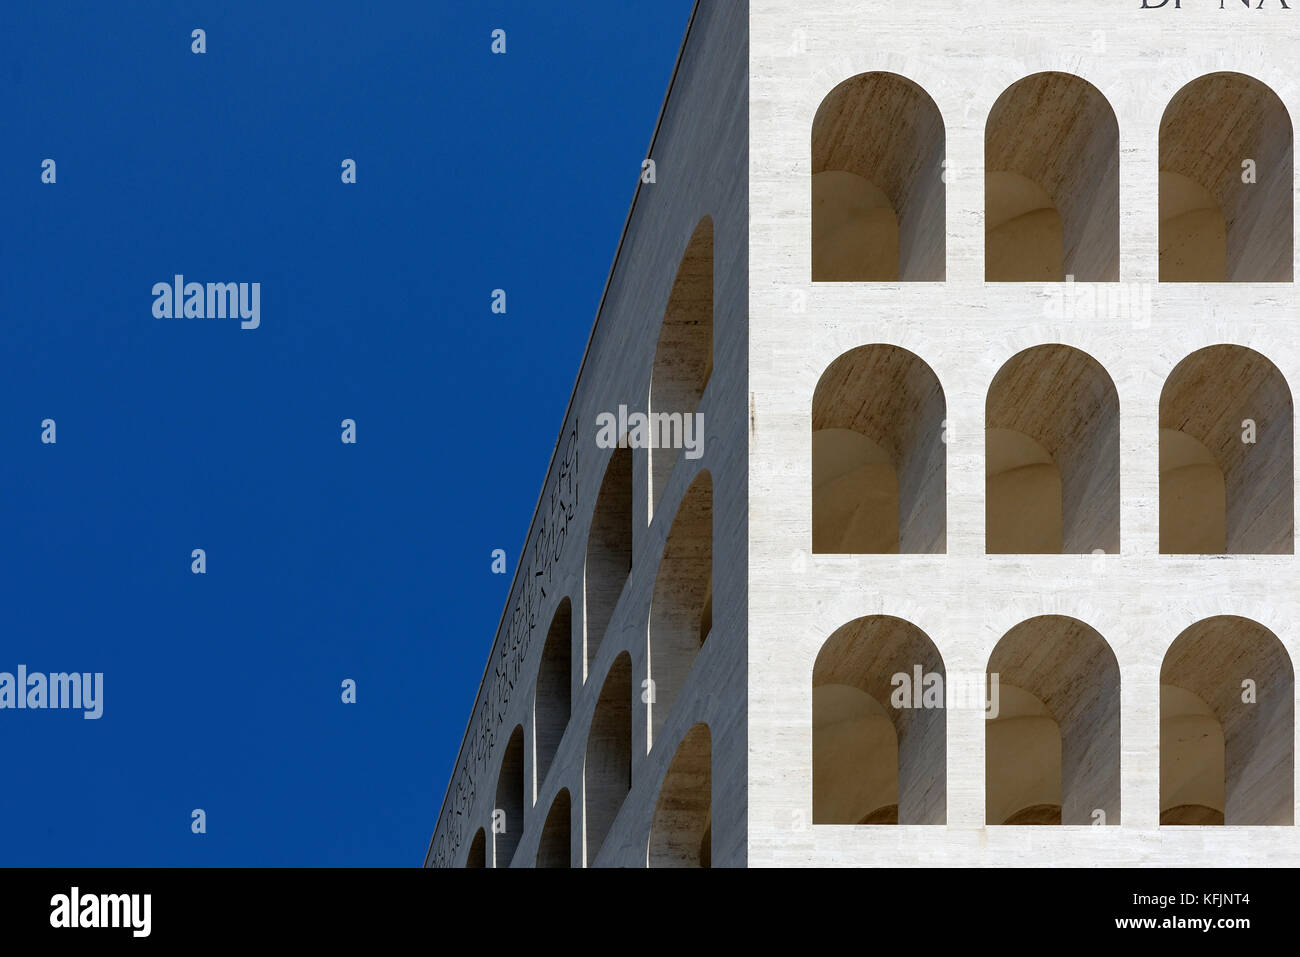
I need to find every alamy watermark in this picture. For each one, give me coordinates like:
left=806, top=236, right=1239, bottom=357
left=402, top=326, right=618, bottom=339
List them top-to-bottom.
left=152, top=274, right=260, bottom=330
left=1043, top=275, right=1152, bottom=327
left=594, top=404, right=704, bottom=459
left=0, top=666, right=103, bottom=719
left=891, top=667, right=1001, bottom=718
left=50, top=887, right=150, bottom=937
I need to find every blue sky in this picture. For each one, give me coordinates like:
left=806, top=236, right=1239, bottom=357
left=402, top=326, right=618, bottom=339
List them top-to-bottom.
left=0, top=0, right=695, bottom=866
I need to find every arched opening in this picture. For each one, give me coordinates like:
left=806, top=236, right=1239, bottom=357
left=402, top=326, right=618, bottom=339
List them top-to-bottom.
left=812, top=72, right=945, bottom=281
left=985, top=72, right=1119, bottom=281
left=1160, top=72, right=1292, bottom=282
left=1160, top=173, right=1227, bottom=281
left=986, top=174, right=1063, bottom=281
left=649, top=217, right=713, bottom=520
left=812, top=345, right=946, bottom=553
left=986, top=345, right=1120, bottom=553
left=1159, top=345, right=1292, bottom=554
left=1159, top=429, right=1226, bottom=553
left=987, top=430, right=1062, bottom=552
left=585, top=448, right=633, bottom=674
left=648, top=471, right=712, bottom=749
left=534, top=598, right=572, bottom=795
left=813, top=616, right=946, bottom=824
left=986, top=616, right=1120, bottom=825
left=1161, top=616, right=1293, bottom=825
left=584, top=652, right=632, bottom=864
left=814, top=682, right=900, bottom=824
left=987, top=684, right=1062, bottom=825
left=1160, top=685, right=1225, bottom=826
left=648, top=723, right=712, bottom=867
left=493, top=725, right=525, bottom=867
left=536, top=789, right=571, bottom=868
left=465, top=828, right=486, bottom=868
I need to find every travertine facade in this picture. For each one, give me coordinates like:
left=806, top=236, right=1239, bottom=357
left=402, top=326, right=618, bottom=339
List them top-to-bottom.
left=429, top=0, right=1300, bottom=867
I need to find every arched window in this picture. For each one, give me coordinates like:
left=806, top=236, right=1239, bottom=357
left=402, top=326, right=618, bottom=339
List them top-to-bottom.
left=985, top=72, right=1119, bottom=281
left=812, top=73, right=945, bottom=281
left=1160, top=73, right=1292, bottom=282
left=649, top=217, right=713, bottom=520
left=812, top=345, right=946, bottom=553
left=986, top=345, right=1119, bottom=553
left=1159, top=345, right=1292, bottom=554
left=585, top=448, right=633, bottom=674
left=648, top=471, right=712, bottom=748
left=534, top=598, right=572, bottom=794
left=812, top=616, right=946, bottom=824
left=986, top=616, right=1120, bottom=825
left=1161, top=616, right=1293, bottom=825
left=585, top=652, right=632, bottom=864
left=1161, top=685, right=1224, bottom=825
left=648, top=723, right=712, bottom=867
left=493, top=726, right=525, bottom=867
left=536, top=789, right=571, bottom=868
left=465, top=828, right=486, bottom=868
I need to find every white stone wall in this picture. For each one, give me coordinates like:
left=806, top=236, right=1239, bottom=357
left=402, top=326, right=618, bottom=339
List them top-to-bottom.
left=749, top=0, right=1300, bottom=865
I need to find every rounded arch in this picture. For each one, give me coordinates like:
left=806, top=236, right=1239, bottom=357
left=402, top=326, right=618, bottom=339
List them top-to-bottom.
left=982, top=70, right=1118, bottom=280
left=811, top=72, right=945, bottom=281
left=985, top=72, right=1119, bottom=281
left=1160, top=72, right=1292, bottom=282
left=649, top=216, right=714, bottom=519
left=812, top=345, right=946, bottom=553
left=986, top=345, right=1120, bottom=553
left=1159, top=345, right=1292, bottom=554
left=585, top=447, right=633, bottom=674
left=648, top=470, right=712, bottom=749
left=534, top=598, right=572, bottom=795
left=812, top=615, right=946, bottom=824
left=986, top=616, right=1121, bottom=825
left=1161, top=616, right=1293, bottom=825
left=584, top=652, right=632, bottom=864
left=648, top=723, right=712, bottom=867
left=493, top=725, right=525, bottom=867
left=536, top=789, right=571, bottom=868
left=465, top=827, right=486, bottom=868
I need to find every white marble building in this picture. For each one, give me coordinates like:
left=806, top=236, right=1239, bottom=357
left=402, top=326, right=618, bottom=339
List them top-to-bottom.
left=427, top=0, right=1300, bottom=867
